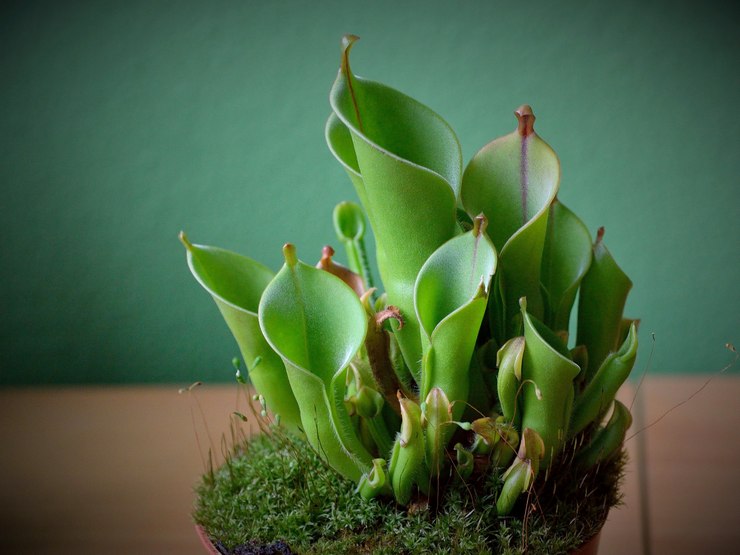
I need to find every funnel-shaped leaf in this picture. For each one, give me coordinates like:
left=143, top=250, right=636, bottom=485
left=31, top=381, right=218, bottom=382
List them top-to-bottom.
left=328, top=35, right=462, bottom=381
left=461, top=106, right=559, bottom=339
left=541, top=199, right=593, bottom=333
left=414, top=215, right=497, bottom=421
left=577, top=228, right=633, bottom=379
left=180, top=235, right=301, bottom=431
left=259, top=244, right=372, bottom=481
left=519, top=298, right=581, bottom=467
left=570, top=323, right=638, bottom=437
left=496, top=336, right=525, bottom=427
left=345, top=360, right=394, bottom=456
left=422, top=387, right=452, bottom=478
left=389, top=395, right=428, bottom=505
left=575, top=400, right=633, bottom=469
left=469, top=416, right=518, bottom=469
left=496, top=428, right=545, bottom=515
left=454, top=443, right=475, bottom=480
left=357, top=458, right=392, bottom=500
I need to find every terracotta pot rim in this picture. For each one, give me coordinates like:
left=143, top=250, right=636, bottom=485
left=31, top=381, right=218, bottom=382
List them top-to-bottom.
left=195, top=524, right=603, bottom=555
left=195, top=524, right=221, bottom=555
left=569, top=529, right=602, bottom=555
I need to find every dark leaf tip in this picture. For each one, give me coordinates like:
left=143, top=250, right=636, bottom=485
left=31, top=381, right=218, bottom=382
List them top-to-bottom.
left=341, top=34, right=360, bottom=72
left=515, top=104, right=536, bottom=137
left=472, top=213, right=488, bottom=237
left=376, top=305, right=404, bottom=330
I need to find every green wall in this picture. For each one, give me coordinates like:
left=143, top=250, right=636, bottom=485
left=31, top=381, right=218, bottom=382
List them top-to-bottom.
left=1, top=0, right=737, bottom=384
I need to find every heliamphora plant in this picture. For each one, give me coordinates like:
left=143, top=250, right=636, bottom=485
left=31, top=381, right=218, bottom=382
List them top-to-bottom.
left=182, top=35, right=638, bottom=516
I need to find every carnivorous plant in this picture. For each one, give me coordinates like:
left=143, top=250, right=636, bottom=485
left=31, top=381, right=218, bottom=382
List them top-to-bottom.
left=182, top=34, right=638, bottom=516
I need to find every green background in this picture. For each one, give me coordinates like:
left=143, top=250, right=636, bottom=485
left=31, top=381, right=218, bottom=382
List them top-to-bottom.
left=1, top=0, right=737, bottom=385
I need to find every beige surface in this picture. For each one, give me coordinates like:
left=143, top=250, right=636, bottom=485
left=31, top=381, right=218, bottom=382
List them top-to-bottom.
left=0, top=377, right=738, bottom=554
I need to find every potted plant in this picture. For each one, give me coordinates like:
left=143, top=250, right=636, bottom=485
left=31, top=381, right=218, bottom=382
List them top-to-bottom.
left=181, top=35, right=638, bottom=555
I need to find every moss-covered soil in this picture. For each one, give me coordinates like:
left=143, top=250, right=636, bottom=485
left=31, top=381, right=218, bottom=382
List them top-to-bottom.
left=194, top=429, right=625, bottom=555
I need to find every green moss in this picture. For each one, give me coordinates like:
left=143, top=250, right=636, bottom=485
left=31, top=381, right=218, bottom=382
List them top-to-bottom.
left=194, top=429, right=625, bottom=554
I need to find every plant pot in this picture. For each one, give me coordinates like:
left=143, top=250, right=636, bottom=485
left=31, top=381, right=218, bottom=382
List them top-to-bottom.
left=195, top=524, right=603, bottom=555
left=196, top=525, right=221, bottom=555
left=569, top=530, right=602, bottom=555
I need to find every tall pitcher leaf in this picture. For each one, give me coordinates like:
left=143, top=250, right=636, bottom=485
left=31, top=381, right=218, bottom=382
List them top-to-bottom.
left=328, top=35, right=462, bottom=381
left=461, top=106, right=559, bottom=339
left=540, top=199, right=593, bottom=333
left=414, top=215, right=497, bottom=420
left=576, top=227, right=633, bottom=379
left=180, top=234, right=301, bottom=431
left=259, top=244, right=372, bottom=481
left=519, top=298, right=581, bottom=467
left=570, top=323, right=638, bottom=437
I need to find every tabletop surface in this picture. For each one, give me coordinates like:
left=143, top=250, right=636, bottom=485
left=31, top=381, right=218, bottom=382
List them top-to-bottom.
left=0, top=376, right=738, bottom=554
